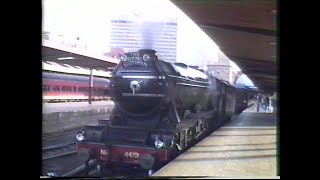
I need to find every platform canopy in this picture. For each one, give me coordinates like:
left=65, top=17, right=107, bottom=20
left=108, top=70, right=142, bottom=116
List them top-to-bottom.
left=170, top=0, right=277, bottom=93
left=42, top=45, right=119, bottom=71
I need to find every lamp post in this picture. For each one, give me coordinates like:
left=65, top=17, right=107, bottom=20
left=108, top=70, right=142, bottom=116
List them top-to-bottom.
left=89, top=69, right=93, bottom=104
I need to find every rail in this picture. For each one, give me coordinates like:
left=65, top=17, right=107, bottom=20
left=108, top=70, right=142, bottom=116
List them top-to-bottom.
left=42, top=141, right=77, bottom=160
left=62, top=160, right=97, bottom=177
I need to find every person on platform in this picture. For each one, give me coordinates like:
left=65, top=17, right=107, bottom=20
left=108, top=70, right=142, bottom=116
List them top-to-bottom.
left=256, top=93, right=263, bottom=112
left=263, top=96, right=270, bottom=112
left=269, top=96, right=273, bottom=112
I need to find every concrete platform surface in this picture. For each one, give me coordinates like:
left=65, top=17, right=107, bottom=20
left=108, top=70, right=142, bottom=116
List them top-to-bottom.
left=43, top=101, right=114, bottom=114
left=153, top=104, right=278, bottom=178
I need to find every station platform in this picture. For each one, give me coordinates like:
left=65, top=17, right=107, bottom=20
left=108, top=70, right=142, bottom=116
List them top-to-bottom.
left=42, top=101, right=114, bottom=134
left=43, top=101, right=114, bottom=114
left=153, top=103, right=278, bottom=178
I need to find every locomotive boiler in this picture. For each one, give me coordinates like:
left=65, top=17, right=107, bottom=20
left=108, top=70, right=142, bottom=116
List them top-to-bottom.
left=75, top=49, right=243, bottom=176
left=109, top=49, right=216, bottom=129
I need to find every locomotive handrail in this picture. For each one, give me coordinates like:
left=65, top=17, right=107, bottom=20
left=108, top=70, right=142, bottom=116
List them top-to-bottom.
left=118, top=70, right=153, bottom=73
left=121, top=75, right=166, bottom=79
left=167, top=75, right=209, bottom=84
left=176, top=82, right=208, bottom=88
left=171, top=100, right=181, bottom=123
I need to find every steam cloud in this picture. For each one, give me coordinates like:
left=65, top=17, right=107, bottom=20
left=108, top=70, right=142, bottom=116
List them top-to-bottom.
left=140, top=21, right=164, bottom=49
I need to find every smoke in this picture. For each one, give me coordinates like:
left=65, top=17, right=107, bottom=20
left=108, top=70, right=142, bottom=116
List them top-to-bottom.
left=140, top=21, right=164, bottom=49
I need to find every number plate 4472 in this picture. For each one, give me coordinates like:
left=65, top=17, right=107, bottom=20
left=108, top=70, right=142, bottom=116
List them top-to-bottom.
left=123, top=152, right=140, bottom=159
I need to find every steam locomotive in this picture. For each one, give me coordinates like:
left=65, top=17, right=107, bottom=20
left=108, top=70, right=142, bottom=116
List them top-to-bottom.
left=75, top=49, right=252, bottom=176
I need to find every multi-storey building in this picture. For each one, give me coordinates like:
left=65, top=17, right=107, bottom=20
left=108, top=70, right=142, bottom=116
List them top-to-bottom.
left=109, top=16, right=177, bottom=63
left=207, top=51, right=239, bottom=84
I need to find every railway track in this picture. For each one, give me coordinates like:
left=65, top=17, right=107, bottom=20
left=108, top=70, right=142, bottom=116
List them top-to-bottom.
left=42, top=129, right=79, bottom=141
left=42, top=129, right=80, bottom=160
left=44, top=129, right=206, bottom=177
left=42, top=141, right=77, bottom=160
left=61, top=160, right=97, bottom=177
left=61, top=160, right=156, bottom=178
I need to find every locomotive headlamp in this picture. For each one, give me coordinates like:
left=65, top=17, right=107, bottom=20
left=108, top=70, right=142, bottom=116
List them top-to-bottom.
left=142, top=54, right=150, bottom=61
left=76, top=130, right=86, bottom=141
left=154, top=137, right=164, bottom=149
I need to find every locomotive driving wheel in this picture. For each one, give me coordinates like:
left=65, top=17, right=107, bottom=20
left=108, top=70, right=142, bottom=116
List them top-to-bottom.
left=175, top=131, right=187, bottom=151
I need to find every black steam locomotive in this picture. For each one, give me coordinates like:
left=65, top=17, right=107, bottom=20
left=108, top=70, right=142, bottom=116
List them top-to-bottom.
left=75, top=49, right=251, bottom=176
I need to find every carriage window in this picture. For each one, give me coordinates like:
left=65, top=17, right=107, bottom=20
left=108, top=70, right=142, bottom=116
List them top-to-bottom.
left=42, top=85, right=50, bottom=91
left=221, top=85, right=226, bottom=94
left=52, top=86, right=60, bottom=92
left=61, top=86, right=72, bottom=92
left=78, top=87, right=89, bottom=92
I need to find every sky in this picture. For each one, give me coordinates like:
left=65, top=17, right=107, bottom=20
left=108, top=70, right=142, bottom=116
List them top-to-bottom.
left=42, top=0, right=254, bottom=87
left=42, top=0, right=219, bottom=62
left=236, top=74, right=254, bottom=87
